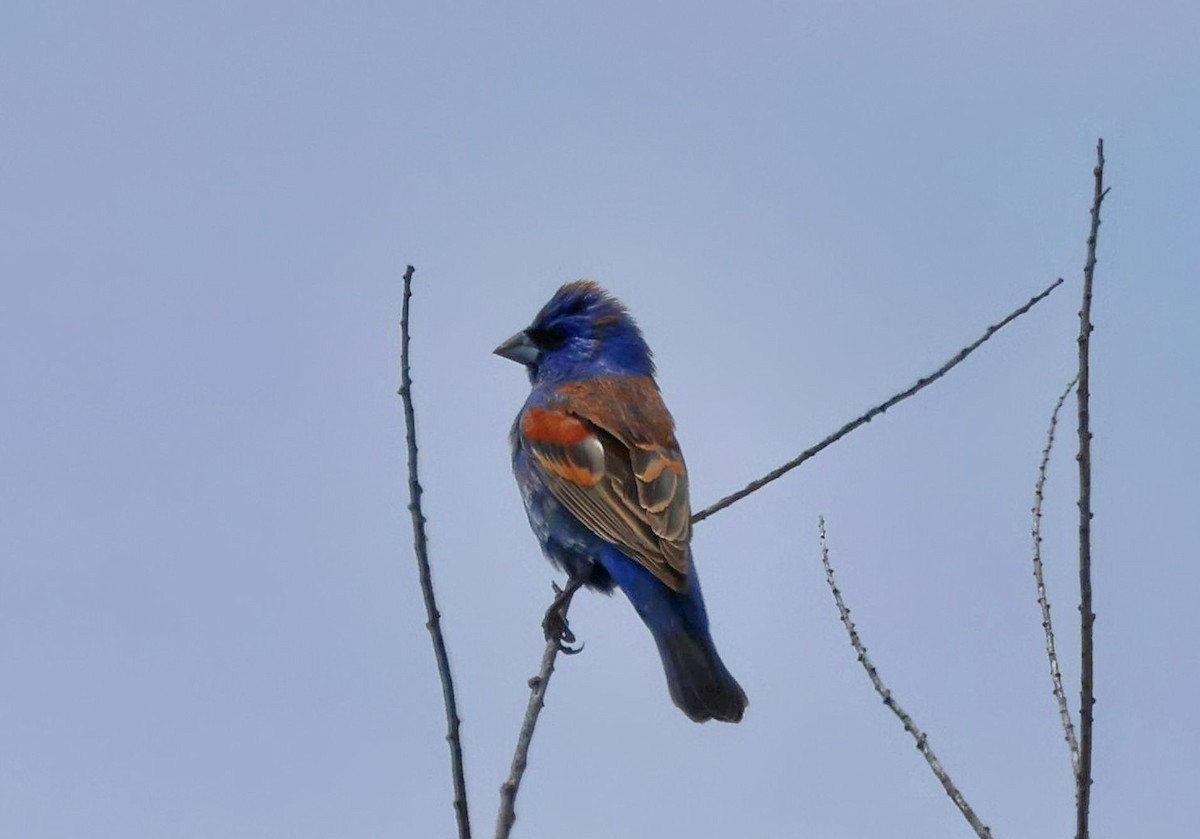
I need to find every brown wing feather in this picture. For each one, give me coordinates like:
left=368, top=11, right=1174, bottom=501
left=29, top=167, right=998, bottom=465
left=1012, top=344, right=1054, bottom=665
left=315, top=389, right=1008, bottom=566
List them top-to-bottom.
left=521, top=376, right=693, bottom=592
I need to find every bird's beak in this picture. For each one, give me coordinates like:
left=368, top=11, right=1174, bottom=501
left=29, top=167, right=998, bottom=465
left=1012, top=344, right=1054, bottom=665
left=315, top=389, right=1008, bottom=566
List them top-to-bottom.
left=493, top=330, right=539, bottom=365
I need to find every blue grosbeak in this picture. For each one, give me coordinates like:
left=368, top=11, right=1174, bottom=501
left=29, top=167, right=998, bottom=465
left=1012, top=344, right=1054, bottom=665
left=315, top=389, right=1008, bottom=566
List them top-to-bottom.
left=495, top=281, right=747, bottom=723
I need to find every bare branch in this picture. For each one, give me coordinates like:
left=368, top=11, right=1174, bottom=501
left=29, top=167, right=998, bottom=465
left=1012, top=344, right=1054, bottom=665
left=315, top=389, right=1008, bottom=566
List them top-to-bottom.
left=1075, top=139, right=1106, bottom=839
left=399, top=265, right=472, bottom=839
left=693, top=278, right=1064, bottom=524
left=1032, top=376, right=1080, bottom=774
left=818, top=518, right=993, bottom=839
left=496, top=595, right=576, bottom=839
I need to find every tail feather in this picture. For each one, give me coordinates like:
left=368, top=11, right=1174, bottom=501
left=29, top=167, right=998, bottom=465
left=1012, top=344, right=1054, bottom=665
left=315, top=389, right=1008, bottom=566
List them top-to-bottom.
left=597, top=543, right=747, bottom=723
left=656, top=630, right=748, bottom=723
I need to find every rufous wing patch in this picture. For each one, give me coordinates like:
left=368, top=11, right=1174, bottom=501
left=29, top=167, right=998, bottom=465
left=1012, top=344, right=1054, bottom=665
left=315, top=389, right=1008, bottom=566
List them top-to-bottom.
left=521, top=407, right=593, bottom=445
left=522, top=407, right=605, bottom=487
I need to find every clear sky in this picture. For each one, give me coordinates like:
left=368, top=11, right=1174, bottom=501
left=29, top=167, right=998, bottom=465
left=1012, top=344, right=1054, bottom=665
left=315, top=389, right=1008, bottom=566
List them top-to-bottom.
left=2, top=2, right=1197, bottom=837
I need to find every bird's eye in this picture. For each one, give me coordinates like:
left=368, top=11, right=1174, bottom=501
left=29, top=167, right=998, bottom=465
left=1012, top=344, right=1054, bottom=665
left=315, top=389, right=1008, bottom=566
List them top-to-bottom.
left=528, top=325, right=568, bottom=350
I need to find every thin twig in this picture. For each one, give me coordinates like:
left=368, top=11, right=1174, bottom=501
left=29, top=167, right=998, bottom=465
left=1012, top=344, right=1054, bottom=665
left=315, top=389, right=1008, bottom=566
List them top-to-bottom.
left=1075, top=139, right=1106, bottom=839
left=399, top=265, right=472, bottom=839
left=693, top=278, right=1064, bottom=524
left=1032, top=375, right=1081, bottom=775
left=819, top=518, right=993, bottom=839
left=496, top=598, right=574, bottom=839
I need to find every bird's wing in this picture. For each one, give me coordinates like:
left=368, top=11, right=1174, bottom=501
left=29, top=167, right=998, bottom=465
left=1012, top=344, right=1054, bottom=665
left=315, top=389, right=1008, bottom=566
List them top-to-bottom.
left=519, top=375, right=691, bottom=592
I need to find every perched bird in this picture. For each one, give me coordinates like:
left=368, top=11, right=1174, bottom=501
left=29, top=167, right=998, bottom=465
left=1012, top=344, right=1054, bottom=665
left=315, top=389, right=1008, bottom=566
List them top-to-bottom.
left=494, top=280, right=747, bottom=723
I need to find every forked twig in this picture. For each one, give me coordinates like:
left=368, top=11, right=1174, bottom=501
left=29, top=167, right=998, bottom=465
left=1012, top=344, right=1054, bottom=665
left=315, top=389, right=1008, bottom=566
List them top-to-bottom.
left=1075, top=139, right=1107, bottom=839
left=399, top=265, right=472, bottom=839
left=693, top=278, right=1064, bottom=524
left=1032, top=376, right=1081, bottom=775
left=819, top=518, right=993, bottom=839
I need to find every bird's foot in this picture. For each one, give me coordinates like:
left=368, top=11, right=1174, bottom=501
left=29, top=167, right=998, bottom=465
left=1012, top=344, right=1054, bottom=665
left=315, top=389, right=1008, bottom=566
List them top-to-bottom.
left=542, top=578, right=585, bottom=655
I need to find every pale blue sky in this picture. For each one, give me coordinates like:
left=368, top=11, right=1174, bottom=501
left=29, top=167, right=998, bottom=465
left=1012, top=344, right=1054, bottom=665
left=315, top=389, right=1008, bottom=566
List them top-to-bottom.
left=2, top=2, right=1197, bottom=837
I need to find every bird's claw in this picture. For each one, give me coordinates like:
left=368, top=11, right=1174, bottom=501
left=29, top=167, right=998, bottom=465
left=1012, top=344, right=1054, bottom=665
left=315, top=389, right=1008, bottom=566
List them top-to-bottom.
left=543, top=579, right=585, bottom=654
left=542, top=602, right=584, bottom=654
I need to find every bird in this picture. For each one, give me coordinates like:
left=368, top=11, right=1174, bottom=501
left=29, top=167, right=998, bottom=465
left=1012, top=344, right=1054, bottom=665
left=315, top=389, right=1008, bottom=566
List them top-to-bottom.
left=494, top=280, right=747, bottom=723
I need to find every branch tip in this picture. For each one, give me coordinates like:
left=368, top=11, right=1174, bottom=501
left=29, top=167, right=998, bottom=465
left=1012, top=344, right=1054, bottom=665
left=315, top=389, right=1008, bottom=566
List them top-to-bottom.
left=1074, top=138, right=1104, bottom=839
left=400, top=265, right=473, bottom=839
left=819, top=518, right=993, bottom=839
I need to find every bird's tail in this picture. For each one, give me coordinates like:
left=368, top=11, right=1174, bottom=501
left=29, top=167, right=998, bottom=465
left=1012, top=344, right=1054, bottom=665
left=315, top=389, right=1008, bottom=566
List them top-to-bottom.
left=598, top=544, right=748, bottom=723
left=654, top=628, right=748, bottom=724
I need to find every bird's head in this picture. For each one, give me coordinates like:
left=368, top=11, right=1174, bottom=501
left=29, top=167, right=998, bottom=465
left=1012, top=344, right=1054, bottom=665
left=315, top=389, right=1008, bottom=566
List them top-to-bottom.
left=494, top=280, right=654, bottom=384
